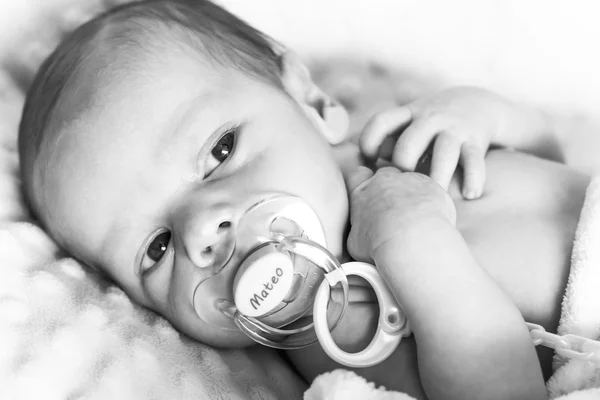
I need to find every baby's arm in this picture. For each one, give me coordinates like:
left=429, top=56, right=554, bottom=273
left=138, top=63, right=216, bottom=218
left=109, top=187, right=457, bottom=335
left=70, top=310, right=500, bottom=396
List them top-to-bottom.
left=359, top=87, right=561, bottom=199
left=347, top=167, right=546, bottom=400
left=375, top=219, right=545, bottom=400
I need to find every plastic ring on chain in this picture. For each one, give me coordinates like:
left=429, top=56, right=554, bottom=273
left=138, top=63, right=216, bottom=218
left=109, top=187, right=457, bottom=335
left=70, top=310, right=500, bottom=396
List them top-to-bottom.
left=313, top=261, right=411, bottom=368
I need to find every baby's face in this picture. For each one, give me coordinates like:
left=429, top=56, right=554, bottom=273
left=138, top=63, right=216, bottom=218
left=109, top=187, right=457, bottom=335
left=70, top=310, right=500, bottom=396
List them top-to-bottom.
left=39, top=54, right=348, bottom=347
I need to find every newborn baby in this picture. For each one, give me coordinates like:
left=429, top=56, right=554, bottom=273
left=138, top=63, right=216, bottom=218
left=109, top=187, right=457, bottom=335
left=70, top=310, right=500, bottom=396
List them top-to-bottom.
left=18, top=1, right=589, bottom=399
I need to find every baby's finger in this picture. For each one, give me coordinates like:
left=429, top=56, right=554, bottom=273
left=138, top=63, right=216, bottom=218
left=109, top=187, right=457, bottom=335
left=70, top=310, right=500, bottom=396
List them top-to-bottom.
left=359, top=107, right=412, bottom=161
left=391, top=117, right=441, bottom=171
left=429, top=132, right=461, bottom=190
left=460, top=142, right=486, bottom=200
left=346, top=166, right=375, bottom=194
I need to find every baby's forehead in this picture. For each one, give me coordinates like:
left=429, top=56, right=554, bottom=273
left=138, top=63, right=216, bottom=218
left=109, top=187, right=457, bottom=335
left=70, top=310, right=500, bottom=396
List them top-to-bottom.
left=51, top=17, right=281, bottom=144
left=77, top=35, right=200, bottom=100
left=54, top=37, right=219, bottom=142
left=38, top=47, right=217, bottom=203
left=40, top=50, right=251, bottom=215
left=50, top=56, right=221, bottom=169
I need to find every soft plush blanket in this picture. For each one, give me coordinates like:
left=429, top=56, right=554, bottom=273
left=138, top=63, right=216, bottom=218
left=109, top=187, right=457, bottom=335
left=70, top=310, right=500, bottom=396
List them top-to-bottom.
left=545, top=175, right=600, bottom=399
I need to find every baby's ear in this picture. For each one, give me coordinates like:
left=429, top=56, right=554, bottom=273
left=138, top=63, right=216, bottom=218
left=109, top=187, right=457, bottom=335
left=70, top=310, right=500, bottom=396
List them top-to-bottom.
left=279, top=51, right=349, bottom=145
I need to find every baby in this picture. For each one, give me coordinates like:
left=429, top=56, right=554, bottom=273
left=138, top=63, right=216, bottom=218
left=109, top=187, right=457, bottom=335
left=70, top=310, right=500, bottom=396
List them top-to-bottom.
left=18, top=1, right=590, bottom=399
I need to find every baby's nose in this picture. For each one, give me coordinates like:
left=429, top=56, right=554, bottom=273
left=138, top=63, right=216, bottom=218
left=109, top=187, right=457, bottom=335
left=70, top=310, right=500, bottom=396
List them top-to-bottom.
left=186, top=216, right=235, bottom=271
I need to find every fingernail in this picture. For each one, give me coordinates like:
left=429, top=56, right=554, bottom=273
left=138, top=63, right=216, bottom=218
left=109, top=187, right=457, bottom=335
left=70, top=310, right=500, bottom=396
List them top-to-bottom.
left=323, top=105, right=349, bottom=145
left=464, top=190, right=479, bottom=200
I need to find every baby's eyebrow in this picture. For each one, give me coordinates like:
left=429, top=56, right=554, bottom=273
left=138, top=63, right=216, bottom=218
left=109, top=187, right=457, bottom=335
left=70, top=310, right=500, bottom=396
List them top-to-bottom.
left=154, top=92, right=216, bottom=161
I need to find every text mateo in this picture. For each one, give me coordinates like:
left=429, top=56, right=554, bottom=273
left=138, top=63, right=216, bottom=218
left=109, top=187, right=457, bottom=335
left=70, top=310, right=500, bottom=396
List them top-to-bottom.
left=250, top=268, right=285, bottom=310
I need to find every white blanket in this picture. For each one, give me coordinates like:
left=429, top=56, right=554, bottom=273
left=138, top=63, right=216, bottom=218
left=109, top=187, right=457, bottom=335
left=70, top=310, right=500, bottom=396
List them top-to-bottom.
left=545, top=176, right=600, bottom=399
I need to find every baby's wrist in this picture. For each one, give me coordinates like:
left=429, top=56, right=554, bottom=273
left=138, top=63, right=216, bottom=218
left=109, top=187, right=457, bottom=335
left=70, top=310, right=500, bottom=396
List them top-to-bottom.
left=371, top=215, right=455, bottom=266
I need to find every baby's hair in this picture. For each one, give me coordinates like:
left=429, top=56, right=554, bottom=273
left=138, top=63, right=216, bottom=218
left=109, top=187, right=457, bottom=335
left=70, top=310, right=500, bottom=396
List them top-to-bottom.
left=18, top=0, right=283, bottom=226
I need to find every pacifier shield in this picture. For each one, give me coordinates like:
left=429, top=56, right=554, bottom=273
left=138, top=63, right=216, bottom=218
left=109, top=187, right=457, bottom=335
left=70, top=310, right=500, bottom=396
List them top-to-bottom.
left=233, top=244, right=295, bottom=318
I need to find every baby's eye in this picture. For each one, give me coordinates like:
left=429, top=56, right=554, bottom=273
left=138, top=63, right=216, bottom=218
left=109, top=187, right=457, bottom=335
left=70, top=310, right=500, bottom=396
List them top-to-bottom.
left=205, top=128, right=236, bottom=177
left=139, top=230, right=172, bottom=274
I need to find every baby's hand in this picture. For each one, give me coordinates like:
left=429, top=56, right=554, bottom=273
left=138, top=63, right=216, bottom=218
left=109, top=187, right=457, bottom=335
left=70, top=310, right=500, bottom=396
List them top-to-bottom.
left=359, top=87, right=517, bottom=199
left=346, top=166, right=456, bottom=263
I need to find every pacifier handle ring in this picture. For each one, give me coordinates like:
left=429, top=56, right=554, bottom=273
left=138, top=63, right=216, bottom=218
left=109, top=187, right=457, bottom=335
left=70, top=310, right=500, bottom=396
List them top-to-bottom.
left=313, top=261, right=411, bottom=368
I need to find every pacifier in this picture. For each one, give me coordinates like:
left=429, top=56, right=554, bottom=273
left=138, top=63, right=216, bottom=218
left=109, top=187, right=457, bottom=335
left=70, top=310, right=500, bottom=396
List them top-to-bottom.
left=192, top=194, right=412, bottom=367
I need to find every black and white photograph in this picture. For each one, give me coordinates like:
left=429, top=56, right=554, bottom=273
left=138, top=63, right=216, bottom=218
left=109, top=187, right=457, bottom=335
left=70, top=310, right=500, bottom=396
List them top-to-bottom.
left=1, top=1, right=600, bottom=399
